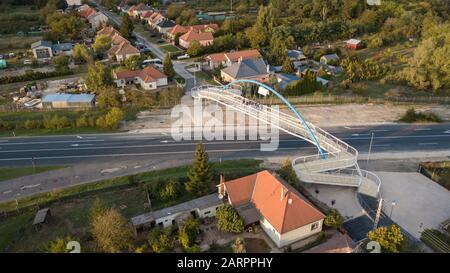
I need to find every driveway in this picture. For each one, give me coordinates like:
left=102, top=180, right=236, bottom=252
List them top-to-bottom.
left=375, top=171, right=450, bottom=239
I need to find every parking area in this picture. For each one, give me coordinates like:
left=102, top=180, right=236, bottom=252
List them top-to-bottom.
left=375, top=171, right=450, bottom=239
left=304, top=184, right=365, bottom=220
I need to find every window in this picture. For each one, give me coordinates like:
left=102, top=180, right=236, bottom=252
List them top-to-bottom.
left=204, top=211, right=210, bottom=215
left=311, top=222, right=319, bottom=231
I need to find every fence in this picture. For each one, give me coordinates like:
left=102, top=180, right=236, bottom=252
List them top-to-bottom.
left=252, top=94, right=450, bottom=106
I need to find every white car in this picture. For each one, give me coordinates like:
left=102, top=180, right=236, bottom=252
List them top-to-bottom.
left=177, top=54, right=190, bottom=60
left=142, top=58, right=163, bottom=68
left=23, top=59, right=32, bottom=65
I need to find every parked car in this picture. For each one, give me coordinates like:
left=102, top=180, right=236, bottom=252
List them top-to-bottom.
left=142, top=58, right=163, bottom=69
left=23, top=59, right=32, bottom=65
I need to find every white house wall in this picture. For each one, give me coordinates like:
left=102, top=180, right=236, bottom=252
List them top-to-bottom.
left=156, top=77, right=168, bottom=87
left=260, top=217, right=324, bottom=248
left=279, top=219, right=323, bottom=248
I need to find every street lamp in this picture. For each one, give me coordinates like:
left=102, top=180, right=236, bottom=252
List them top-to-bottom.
left=366, top=132, right=374, bottom=170
left=389, top=200, right=396, bottom=218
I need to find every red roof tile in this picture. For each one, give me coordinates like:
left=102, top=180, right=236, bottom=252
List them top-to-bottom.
left=224, top=170, right=325, bottom=234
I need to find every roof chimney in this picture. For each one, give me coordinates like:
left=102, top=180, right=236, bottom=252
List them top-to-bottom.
left=238, top=56, right=243, bottom=63
left=218, top=174, right=226, bottom=199
left=281, top=187, right=284, bottom=201
left=288, top=198, right=292, bottom=205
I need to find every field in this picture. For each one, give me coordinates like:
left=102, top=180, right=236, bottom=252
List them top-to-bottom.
left=0, top=5, right=41, bottom=35
left=0, top=35, right=42, bottom=52
left=159, top=44, right=184, bottom=54
left=0, top=159, right=263, bottom=252
left=419, top=161, right=450, bottom=190
left=0, top=166, right=63, bottom=182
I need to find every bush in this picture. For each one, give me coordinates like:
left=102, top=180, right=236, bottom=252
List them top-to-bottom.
left=0, top=70, right=73, bottom=84
left=399, top=108, right=442, bottom=123
left=216, top=205, right=244, bottom=233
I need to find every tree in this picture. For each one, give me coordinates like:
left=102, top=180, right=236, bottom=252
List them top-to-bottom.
left=246, top=4, right=276, bottom=49
left=45, top=12, right=85, bottom=41
left=120, top=14, right=134, bottom=39
left=401, top=23, right=450, bottom=91
left=93, top=34, right=112, bottom=55
left=186, top=41, right=203, bottom=57
left=72, top=44, right=93, bottom=63
left=163, top=54, right=176, bottom=80
left=53, top=55, right=69, bottom=70
left=124, top=55, right=142, bottom=71
left=281, top=56, right=295, bottom=74
left=86, top=62, right=113, bottom=92
left=96, top=87, right=122, bottom=109
left=97, top=107, right=124, bottom=129
left=186, top=143, right=213, bottom=197
left=277, top=159, right=300, bottom=187
left=159, top=179, right=180, bottom=200
left=90, top=197, right=107, bottom=220
left=216, top=205, right=244, bottom=233
left=90, top=208, right=133, bottom=253
left=324, top=209, right=343, bottom=229
left=178, top=218, right=200, bottom=249
left=367, top=224, right=406, bottom=253
left=148, top=228, right=175, bottom=253
left=47, top=236, right=74, bottom=253
left=232, top=237, right=246, bottom=253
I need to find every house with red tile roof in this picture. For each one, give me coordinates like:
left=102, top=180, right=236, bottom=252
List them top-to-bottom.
left=128, top=3, right=153, bottom=18
left=79, top=7, right=97, bottom=18
left=167, top=24, right=218, bottom=41
left=179, top=28, right=214, bottom=49
left=107, top=41, right=140, bottom=62
left=206, top=49, right=262, bottom=69
left=113, top=66, right=168, bottom=90
left=218, top=170, right=325, bottom=248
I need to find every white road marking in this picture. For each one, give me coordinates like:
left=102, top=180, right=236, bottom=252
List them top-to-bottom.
left=414, top=128, right=432, bottom=131
left=371, top=129, right=389, bottom=132
left=444, top=130, right=450, bottom=134
left=351, top=133, right=371, bottom=137
left=0, top=139, right=105, bottom=146
left=0, top=140, right=9, bottom=143
left=418, top=142, right=438, bottom=145
left=70, top=144, right=93, bottom=147
left=372, top=144, right=391, bottom=147
left=0, top=147, right=310, bottom=161
left=20, top=184, right=41, bottom=190
left=3, top=190, right=12, bottom=195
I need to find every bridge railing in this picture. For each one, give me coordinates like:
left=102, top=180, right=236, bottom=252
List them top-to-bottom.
left=196, top=87, right=356, bottom=155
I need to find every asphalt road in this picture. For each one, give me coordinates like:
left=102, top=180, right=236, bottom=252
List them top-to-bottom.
left=1, top=123, right=449, bottom=167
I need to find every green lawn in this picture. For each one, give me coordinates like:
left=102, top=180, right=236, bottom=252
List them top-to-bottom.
left=0, top=5, right=41, bottom=35
left=159, top=44, right=183, bottom=54
left=0, top=127, right=118, bottom=138
left=0, top=159, right=263, bottom=252
left=0, top=166, right=64, bottom=182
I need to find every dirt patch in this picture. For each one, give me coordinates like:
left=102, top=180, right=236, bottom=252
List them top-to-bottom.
left=121, top=103, right=450, bottom=131
left=245, top=238, right=271, bottom=253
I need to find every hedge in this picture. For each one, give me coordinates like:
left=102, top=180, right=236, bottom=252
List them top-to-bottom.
left=0, top=69, right=74, bottom=85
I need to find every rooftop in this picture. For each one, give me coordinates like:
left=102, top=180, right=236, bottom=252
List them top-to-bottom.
left=179, top=28, right=214, bottom=42
left=207, top=49, right=262, bottom=63
left=221, top=58, right=268, bottom=79
left=42, top=93, right=95, bottom=103
left=224, top=170, right=325, bottom=234
left=153, top=193, right=223, bottom=220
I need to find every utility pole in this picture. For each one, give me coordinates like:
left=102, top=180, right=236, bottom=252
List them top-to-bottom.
left=230, top=0, right=233, bottom=12
left=366, top=132, right=374, bottom=170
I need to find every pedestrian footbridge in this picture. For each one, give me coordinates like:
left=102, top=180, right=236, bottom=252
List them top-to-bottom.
left=191, top=81, right=381, bottom=198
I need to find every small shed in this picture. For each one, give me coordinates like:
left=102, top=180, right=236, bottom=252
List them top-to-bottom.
left=345, top=39, right=363, bottom=50
left=320, top=54, right=340, bottom=65
left=0, top=59, right=6, bottom=69
left=42, top=93, right=95, bottom=109
left=33, top=208, right=51, bottom=230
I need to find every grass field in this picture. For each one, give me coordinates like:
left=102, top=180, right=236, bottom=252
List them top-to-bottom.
left=0, top=5, right=41, bottom=35
left=0, top=35, right=42, bottom=52
left=159, top=44, right=183, bottom=54
left=0, top=159, right=263, bottom=252
left=0, top=166, right=64, bottom=182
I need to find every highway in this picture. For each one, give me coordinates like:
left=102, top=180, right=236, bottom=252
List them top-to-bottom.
left=1, top=123, right=449, bottom=167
